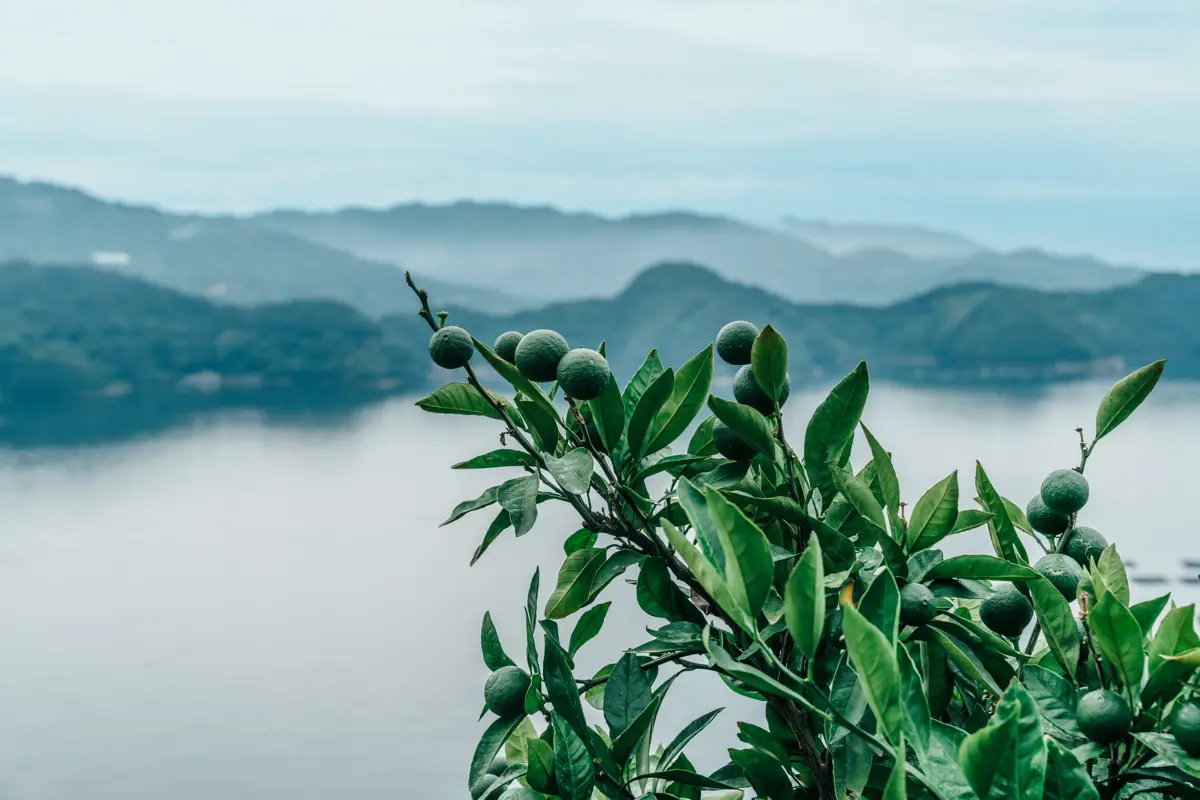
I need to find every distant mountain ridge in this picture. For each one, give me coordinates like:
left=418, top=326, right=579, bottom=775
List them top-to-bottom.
left=776, top=217, right=985, bottom=259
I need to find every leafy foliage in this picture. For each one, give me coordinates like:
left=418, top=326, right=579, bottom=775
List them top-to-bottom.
left=412, top=275, right=1193, bottom=800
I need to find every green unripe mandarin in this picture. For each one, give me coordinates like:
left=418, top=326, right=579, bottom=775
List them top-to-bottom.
left=716, top=320, right=760, bottom=365
left=428, top=325, right=474, bottom=369
left=514, top=329, right=569, bottom=382
left=493, top=331, right=523, bottom=364
left=556, top=349, right=611, bottom=400
left=733, top=364, right=791, bottom=414
left=713, top=419, right=756, bottom=462
left=1040, top=468, right=1090, bottom=515
left=1026, top=495, right=1070, bottom=536
left=1063, top=526, right=1108, bottom=569
left=1035, top=553, right=1085, bottom=601
left=899, top=583, right=937, bottom=627
left=980, top=583, right=1035, bottom=637
left=484, top=666, right=531, bottom=717
left=1077, top=690, right=1132, bottom=745
left=1172, top=701, right=1200, bottom=757
left=487, top=754, right=509, bottom=777
left=470, top=775, right=497, bottom=799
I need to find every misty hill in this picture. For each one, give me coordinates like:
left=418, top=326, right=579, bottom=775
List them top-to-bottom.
left=0, top=176, right=514, bottom=315
left=254, top=201, right=1144, bottom=306
left=776, top=217, right=984, bottom=259
left=0, top=261, right=426, bottom=407
left=409, top=262, right=1200, bottom=385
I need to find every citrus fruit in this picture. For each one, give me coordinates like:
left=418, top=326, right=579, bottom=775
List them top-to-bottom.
left=716, top=321, right=760, bottom=365
left=428, top=325, right=474, bottom=369
left=514, top=329, right=569, bottom=382
left=493, top=331, right=523, bottom=364
left=557, top=349, right=611, bottom=400
left=733, top=364, right=790, bottom=414
left=713, top=419, right=756, bottom=461
left=1040, top=469, right=1090, bottom=515
left=1026, top=495, right=1070, bottom=536
left=1063, top=526, right=1108, bottom=569
left=1035, top=553, right=1085, bottom=601
left=899, top=583, right=937, bottom=627
left=980, top=583, right=1034, bottom=637
left=484, top=665, right=531, bottom=716
left=1077, top=689, right=1132, bottom=744
left=1171, top=701, right=1200, bottom=757
left=487, top=754, right=509, bottom=776
left=470, top=775, right=497, bottom=799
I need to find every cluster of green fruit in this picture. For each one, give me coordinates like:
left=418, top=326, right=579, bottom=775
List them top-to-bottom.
left=711, top=320, right=791, bottom=462
left=429, top=325, right=613, bottom=400
left=472, top=666, right=534, bottom=797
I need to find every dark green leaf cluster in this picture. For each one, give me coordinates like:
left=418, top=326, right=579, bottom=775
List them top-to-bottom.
left=412, top=277, right=1198, bottom=800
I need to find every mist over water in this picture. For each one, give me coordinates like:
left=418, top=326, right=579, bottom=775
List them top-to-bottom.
left=0, top=382, right=1197, bottom=798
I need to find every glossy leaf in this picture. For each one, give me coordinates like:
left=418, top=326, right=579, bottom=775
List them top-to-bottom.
left=750, top=325, right=788, bottom=407
left=474, top=339, right=560, bottom=425
left=647, top=344, right=714, bottom=454
left=622, top=349, right=665, bottom=418
left=1094, top=360, right=1166, bottom=443
left=803, top=361, right=869, bottom=512
left=627, top=367, right=675, bottom=459
left=588, top=373, right=626, bottom=452
left=416, top=381, right=504, bottom=420
left=707, top=394, right=776, bottom=459
left=517, top=397, right=560, bottom=453
left=687, top=414, right=718, bottom=456
left=861, top=423, right=900, bottom=515
left=453, top=449, right=537, bottom=470
left=544, top=449, right=594, bottom=495
left=635, top=453, right=710, bottom=483
left=976, top=462, right=1028, bottom=564
left=831, top=465, right=887, bottom=531
left=908, top=471, right=959, bottom=550
left=498, top=475, right=539, bottom=537
left=677, top=478, right=724, bottom=571
left=443, top=485, right=500, bottom=527
left=707, top=489, right=774, bottom=618
left=471, top=509, right=514, bottom=565
left=948, top=509, right=994, bottom=536
left=664, top=520, right=743, bottom=630
left=563, top=528, right=597, bottom=555
left=784, top=536, right=825, bottom=660
left=1094, top=544, right=1130, bottom=606
left=545, top=548, right=606, bottom=619
left=588, top=550, right=643, bottom=603
left=921, top=555, right=1039, bottom=582
left=636, top=557, right=705, bottom=625
left=857, top=568, right=900, bottom=644
left=524, top=570, right=541, bottom=677
left=1028, top=576, right=1081, bottom=676
left=1089, top=592, right=1145, bottom=690
left=1131, top=593, right=1171, bottom=638
left=568, top=602, right=610, bottom=656
left=842, top=603, right=903, bottom=745
left=1143, top=604, right=1200, bottom=706
left=481, top=611, right=516, bottom=671
left=922, top=627, right=1003, bottom=696
left=542, top=631, right=588, bottom=741
left=898, top=643, right=931, bottom=757
left=604, top=652, right=653, bottom=737
left=1023, top=665, right=1083, bottom=742
left=960, top=682, right=1047, bottom=800
left=610, top=691, right=666, bottom=768
left=657, top=708, right=724, bottom=774
left=469, top=712, right=526, bottom=788
left=552, top=712, right=595, bottom=800
left=920, top=722, right=975, bottom=800
left=1134, top=732, right=1200, bottom=780
left=525, top=737, right=557, bottom=794
left=1043, top=737, right=1099, bottom=800
left=728, top=747, right=792, bottom=800
left=882, top=753, right=907, bottom=800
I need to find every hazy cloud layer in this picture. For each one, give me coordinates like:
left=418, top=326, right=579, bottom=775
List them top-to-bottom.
left=2, top=0, right=1199, bottom=264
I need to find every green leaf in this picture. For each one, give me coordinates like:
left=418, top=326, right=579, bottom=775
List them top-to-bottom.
left=750, top=325, right=789, bottom=407
left=474, top=339, right=561, bottom=426
left=647, top=344, right=714, bottom=454
left=622, top=349, right=665, bottom=418
left=1094, top=359, right=1166, bottom=443
left=803, top=361, right=869, bottom=512
left=627, top=367, right=676, bottom=459
left=589, top=372, right=626, bottom=453
left=415, top=381, right=504, bottom=419
left=706, top=395, right=776, bottom=459
left=517, top=396, right=560, bottom=453
left=687, top=415, right=718, bottom=456
left=861, top=424, right=900, bottom=516
left=544, top=448, right=594, bottom=495
left=453, top=449, right=537, bottom=470
left=635, top=453, right=710, bottom=483
left=976, top=462, right=1028, bottom=564
left=831, top=465, right=887, bottom=531
left=907, top=471, right=959, bottom=550
left=498, top=475, right=539, bottom=537
left=677, top=478, right=724, bottom=571
left=443, top=485, right=500, bottom=527
left=707, top=489, right=774, bottom=618
left=471, top=509, right=513, bottom=565
left=948, top=509, right=994, bottom=536
left=664, top=520, right=743, bottom=629
left=563, top=528, right=597, bottom=555
left=784, top=536, right=825, bottom=660
left=1094, top=544, right=1130, bottom=606
left=545, top=548, right=607, bottom=620
left=588, top=550, right=643, bottom=602
left=921, top=555, right=1039, bottom=582
left=636, top=557, right=704, bottom=625
left=858, top=569, right=900, bottom=644
left=524, top=570, right=541, bottom=677
left=1029, top=577, right=1081, bottom=676
left=1089, top=592, right=1145, bottom=690
left=1131, top=593, right=1171, bottom=638
left=568, top=602, right=610, bottom=657
left=842, top=603, right=903, bottom=745
left=1144, top=604, right=1200, bottom=706
left=481, top=611, right=516, bottom=670
left=932, top=615, right=1029, bottom=661
left=921, top=627, right=1003, bottom=696
left=542, top=633, right=588, bottom=741
left=898, top=644, right=931, bottom=757
left=604, top=652, right=653, bottom=737
left=1023, top=664, right=1082, bottom=742
left=960, top=681, right=1047, bottom=800
left=610, top=690, right=666, bottom=768
left=657, top=708, right=724, bottom=774
left=470, top=712, right=526, bottom=788
left=551, top=712, right=595, bottom=800
left=504, top=715, right=539, bottom=770
left=919, top=722, right=975, bottom=800
left=1134, top=732, right=1200, bottom=780
left=1043, top=736, right=1098, bottom=800
left=525, top=737, right=557, bottom=794
left=728, top=747, right=793, bottom=800
left=882, top=753, right=907, bottom=800
left=478, top=763, right=530, bottom=800
left=633, top=769, right=735, bottom=790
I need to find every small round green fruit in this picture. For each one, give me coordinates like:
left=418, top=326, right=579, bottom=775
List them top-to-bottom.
left=716, top=321, right=759, bottom=365
left=428, top=325, right=474, bottom=369
left=514, top=330, right=569, bottom=382
left=493, top=331, right=523, bottom=363
left=556, top=349, right=611, bottom=400
left=733, top=364, right=790, bottom=414
left=712, top=419, right=756, bottom=462
left=1040, top=469, right=1090, bottom=515
left=1026, top=494, right=1070, bottom=536
left=1063, top=526, right=1108, bottom=569
left=1035, top=553, right=1085, bottom=601
left=899, top=583, right=937, bottom=627
left=980, top=583, right=1035, bottom=637
left=484, top=666, right=531, bottom=717
left=1076, top=689, right=1132, bottom=745
left=1171, top=701, right=1200, bottom=757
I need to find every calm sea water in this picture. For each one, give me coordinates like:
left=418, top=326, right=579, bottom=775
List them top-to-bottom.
left=0, top=382, right=1198, bottom=798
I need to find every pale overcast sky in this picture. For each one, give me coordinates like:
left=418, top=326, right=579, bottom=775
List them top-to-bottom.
left=2, top=1, right=1199, bottom=265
